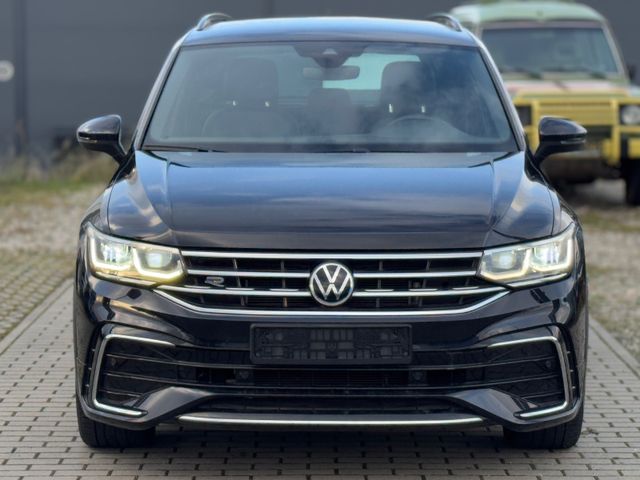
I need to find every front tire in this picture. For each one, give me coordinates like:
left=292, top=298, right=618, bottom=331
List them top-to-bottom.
left=624, top=161, right=640, bottom=206
left=76, top=399, right=155, bottom=448
left=503, top=405, right=584, bottom=449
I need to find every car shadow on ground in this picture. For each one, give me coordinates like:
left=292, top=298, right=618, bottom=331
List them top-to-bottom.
left=151, top=424, right=508, bottom=452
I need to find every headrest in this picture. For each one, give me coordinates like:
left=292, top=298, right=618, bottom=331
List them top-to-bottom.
left=221, top=58, right=279, bottom=107
left=380, top=61, right=430, bottom=114
left=381, top=62, right=426, bottom=95
left=307, top=88, right=353, bottom=110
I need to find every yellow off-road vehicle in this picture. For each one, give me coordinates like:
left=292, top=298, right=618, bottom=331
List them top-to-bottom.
left=452, top=0, right=640, bottom=205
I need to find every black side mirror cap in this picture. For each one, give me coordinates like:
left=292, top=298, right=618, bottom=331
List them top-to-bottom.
left=77, top=115, right=126, bottom=163
left=533, top=117, right=587, bottom=167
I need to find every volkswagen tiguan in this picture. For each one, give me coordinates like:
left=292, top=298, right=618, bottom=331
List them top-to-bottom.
left=74, top=14, right=588, bottom=449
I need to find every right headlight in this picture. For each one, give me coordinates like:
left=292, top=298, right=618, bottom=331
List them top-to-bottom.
left=620, top=105, right=640, bottom=125
left=87, top=224, right=185, bottom=285
left=478, top=225, right=576, bottom=287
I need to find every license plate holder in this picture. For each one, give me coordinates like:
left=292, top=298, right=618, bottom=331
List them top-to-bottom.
left=250, top=324, right=412, bottom=365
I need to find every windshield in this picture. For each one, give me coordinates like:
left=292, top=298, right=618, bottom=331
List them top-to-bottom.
left=482, top=26, right=622, bottom=77
left=144, top=42, right=517, bottom=153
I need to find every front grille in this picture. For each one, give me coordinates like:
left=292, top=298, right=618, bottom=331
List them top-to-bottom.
left=537, top=102, right=615, bottom=126
left=157, top=251, right=507, bottom=314
left=95, top=336, right=567, bottom=414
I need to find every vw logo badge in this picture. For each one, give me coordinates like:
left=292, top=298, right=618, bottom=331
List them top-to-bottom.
left=309, top=262, right=355, bottom=307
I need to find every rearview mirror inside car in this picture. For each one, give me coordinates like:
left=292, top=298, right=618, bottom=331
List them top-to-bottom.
left=302, top=65, right=360, bottom=81
left=77, top=115, right=126, bottom=163
left=533, top=117, right=587, bottom=167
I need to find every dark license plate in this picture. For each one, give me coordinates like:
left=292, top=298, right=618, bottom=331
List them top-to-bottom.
left=251, top=325, right=412, bottom=365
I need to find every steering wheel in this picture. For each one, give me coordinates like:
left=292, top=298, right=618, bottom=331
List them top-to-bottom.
left=374, top=114, right=452, bottom=132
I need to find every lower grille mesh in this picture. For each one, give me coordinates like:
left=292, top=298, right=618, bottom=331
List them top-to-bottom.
left=96, top=337, right=567, bottom=413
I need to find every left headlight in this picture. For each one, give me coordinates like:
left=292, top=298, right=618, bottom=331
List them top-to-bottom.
left=620, top=105, right=640, bottom=125
left=87, top=225, right=185, bottom=284
left=478, top=225, right=576, bottom=287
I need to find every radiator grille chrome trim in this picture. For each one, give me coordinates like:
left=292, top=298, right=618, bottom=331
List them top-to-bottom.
left=168, top=249, right=506, bottom=315
left=181, top=250, right=483, bottom=260
left=187, top=269, right=310, bottom=278
left=354, top=270, right=478, bottom=279
left=158, top=284, right=504, bottom=298
left=159, top=285, right=312, bottom=297
left=155, top=289, right=509, bottom=316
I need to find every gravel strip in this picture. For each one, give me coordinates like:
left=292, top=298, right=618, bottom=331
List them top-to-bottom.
left=562, top=180, right=640, bottom=360
left=0, top=184, right=100, bottom=339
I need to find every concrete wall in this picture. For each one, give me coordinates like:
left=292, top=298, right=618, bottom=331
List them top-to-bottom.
left=2, top=0, right=638, bottom=161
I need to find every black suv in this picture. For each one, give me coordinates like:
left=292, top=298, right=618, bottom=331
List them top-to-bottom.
left=74, top=14, right=588, bottom=449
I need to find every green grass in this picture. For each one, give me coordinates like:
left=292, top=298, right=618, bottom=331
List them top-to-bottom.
left=0, top=148, right=117, bottom=184
left=0, top=148, right=117, bottom=206
left=0, top=180, right=104, bottom=207
left=579, top=210, right=640, bottom=233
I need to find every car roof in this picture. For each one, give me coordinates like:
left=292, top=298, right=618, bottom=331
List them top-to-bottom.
left=451, top=1, right=605, bottom=26
left=183, top=16, right=478, bottom=48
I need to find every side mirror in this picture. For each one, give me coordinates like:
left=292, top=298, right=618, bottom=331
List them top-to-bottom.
left=76, top=115, right=126, bottom=163
left=533, top=117, right=587, bottom=166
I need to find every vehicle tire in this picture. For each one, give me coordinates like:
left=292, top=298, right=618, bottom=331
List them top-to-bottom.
left=625, top=162, right=640, bottom=206
left=76, top=399, right=155, bottom=448
left=503, top=405, right=583, bottom=449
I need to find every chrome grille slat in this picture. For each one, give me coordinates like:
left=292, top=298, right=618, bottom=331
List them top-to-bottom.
left=160, top=249, right=507, bottom=315
left=182, top=250, right=482, bottom=260
left=187, top=269, right=310, bottom=278
left=354, top=270, right=477, bottom=279
left=158, top=285, right=503, bottom=298
left=160, top=285, right=312, bottom=297
left=352, top=287, right=504, bottom=298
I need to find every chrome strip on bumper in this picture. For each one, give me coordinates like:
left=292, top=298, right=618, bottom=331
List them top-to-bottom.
left=89, top=333, right=175, bottom=418
left=488, top=336, right=571, bottom=419
left=177, top=412, right=485, bottom=427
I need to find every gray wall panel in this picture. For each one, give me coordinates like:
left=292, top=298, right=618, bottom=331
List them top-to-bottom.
left=0, top=0, right=16, bottom=155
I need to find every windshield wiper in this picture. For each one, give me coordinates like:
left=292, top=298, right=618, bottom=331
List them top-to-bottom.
left=500, top=66, right=543, bottom=79
left=542, top=66, right=609, bottom=79
left=143, top=144, right=227, bottom=152
left=323, top=147, right=372, bottom=153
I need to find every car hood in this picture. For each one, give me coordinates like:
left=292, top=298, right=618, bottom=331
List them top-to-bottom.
left=505, top=78, right=631, bottom=98
left=105, top=151, right=558, bottom=250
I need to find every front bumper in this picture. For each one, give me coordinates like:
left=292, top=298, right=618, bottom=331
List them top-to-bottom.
left=74, top=269, right=588, bottom=433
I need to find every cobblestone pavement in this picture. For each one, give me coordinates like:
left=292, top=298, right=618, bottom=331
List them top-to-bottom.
left=0, top=251, right=72, bottom=341
left=1, top=287, right=639, bottom=480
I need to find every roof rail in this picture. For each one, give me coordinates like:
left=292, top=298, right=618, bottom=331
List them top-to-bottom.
left=196, top=12, right=232, bottom=31
left=426, top=13, right=463, bottom=32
